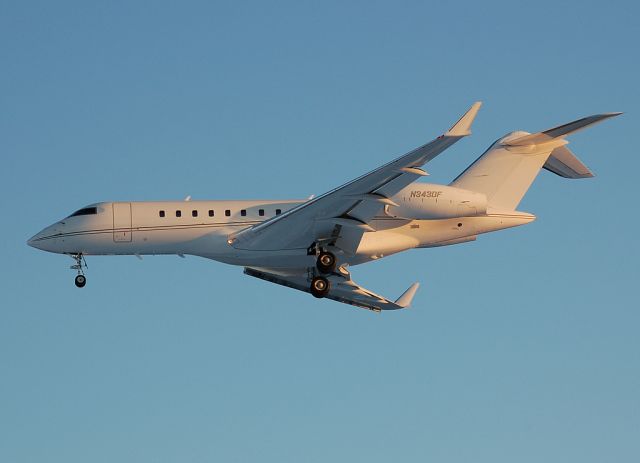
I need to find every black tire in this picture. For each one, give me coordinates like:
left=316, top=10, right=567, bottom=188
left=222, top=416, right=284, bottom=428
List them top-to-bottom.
left=316, top=251, right=336, bottom=274
left=75, top=274, right=86, bottom=288
left=310, top=276, right=330, bottom=298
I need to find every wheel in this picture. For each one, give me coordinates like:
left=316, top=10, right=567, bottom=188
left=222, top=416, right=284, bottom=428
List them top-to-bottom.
left=316, top=251, right=336, bottom=274
left=74, top=274, right=86, bottom=288
left=310, top=276, right=330, bottom=298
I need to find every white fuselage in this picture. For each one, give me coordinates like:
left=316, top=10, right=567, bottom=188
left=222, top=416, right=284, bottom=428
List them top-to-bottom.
left=27, top=184, right=535, bottom=269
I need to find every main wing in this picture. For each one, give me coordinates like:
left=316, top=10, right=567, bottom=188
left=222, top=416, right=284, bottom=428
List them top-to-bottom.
left=229, top=102, right=482, bottom=254
left=244, top=267, right=419, bottom=312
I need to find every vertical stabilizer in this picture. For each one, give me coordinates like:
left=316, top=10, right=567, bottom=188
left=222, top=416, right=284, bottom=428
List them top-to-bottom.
left=450, top=113, right=620, bottom=210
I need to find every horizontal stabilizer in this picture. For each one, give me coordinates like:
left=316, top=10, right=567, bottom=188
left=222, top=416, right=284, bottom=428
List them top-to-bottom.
left=505, top=112, right=622, bottom=146
left=543, top=145, right=594, bottom=179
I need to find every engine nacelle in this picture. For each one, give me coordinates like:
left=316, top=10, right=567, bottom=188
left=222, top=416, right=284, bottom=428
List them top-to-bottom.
left=388, top=184, right=487, bottom=219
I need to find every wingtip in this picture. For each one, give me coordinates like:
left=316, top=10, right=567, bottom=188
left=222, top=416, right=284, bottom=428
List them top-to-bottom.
left=445, top=101, right=482, bottom=137
left=585, top=112, right=622, bottom=126
left=593, top=112, right=623, bottom=120
left=395, top=282, right=420, bottom=308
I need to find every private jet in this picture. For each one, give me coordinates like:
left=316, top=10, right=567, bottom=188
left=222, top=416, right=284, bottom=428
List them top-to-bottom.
left=28, top=103, right=620, bottom=311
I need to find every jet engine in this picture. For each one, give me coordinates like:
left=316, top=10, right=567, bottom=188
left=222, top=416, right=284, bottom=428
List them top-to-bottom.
left=387, top=184, right=487, bottom=220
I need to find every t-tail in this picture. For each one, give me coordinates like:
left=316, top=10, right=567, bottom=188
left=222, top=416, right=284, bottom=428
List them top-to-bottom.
left=450, top=112, right=621, bottom=211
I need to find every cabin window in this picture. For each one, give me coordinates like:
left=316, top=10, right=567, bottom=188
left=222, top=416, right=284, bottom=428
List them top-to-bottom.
left=68, top=207, right=98, bottom=218
left=225, top=209, right=231, bottom=217
left=241, top=209, right=247, bottom=217
left=259, top=209, right=265, bottom=216
left=275, top=209, right=282, bottom=215
left=159, top=210, right=165, bottom=218
left=176, top=210, right=182, bottom=217
left=192, top=210, right=198, bottom=217
left=208, top=210, right=214, bottom=217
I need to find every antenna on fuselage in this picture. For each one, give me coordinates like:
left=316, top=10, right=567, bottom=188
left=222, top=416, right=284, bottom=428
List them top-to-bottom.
left=184, top=195, right=191, bottom=201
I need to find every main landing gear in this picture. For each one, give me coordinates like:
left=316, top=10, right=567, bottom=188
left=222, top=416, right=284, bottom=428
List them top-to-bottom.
left=309, top=248, right=337, bottom=298
left=316, top=251, right=336, bottom=274
left=70, top=253, right=88, bottom=288
left=310, top=276, right=330, bottom=298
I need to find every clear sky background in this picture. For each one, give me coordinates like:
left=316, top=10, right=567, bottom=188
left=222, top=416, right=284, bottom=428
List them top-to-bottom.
left=1, top=1, right=638, bottom=462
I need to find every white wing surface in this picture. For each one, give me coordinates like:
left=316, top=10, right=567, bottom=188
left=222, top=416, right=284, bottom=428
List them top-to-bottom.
left=229, top=102, right=482, bottom=253
left=244, top=267, right=419, bottom=312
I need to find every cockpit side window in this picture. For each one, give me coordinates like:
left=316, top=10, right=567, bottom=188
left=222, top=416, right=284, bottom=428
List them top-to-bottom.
left=68, top=207, right=98, bottom=218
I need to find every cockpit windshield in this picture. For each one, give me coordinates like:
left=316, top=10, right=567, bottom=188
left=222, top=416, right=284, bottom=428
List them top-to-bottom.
left=68, top=207, right=98, bottom=218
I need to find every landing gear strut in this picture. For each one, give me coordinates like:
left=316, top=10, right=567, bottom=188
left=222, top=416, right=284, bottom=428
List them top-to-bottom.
left=70, top=253, right=88, bottom=288
left=310, top=276, right=330, bottom=298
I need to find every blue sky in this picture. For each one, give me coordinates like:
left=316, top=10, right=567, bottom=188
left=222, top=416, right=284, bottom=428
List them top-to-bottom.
left=1, top=1, right=639, bottom=462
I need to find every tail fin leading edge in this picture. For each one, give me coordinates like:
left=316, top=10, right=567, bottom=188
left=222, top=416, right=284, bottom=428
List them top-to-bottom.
left=450, top=112, right=620, bottom=210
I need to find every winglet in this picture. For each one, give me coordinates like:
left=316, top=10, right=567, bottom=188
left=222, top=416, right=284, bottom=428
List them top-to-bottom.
left=445, top=101, right=482, bottom=137
left=394, top=282, right=420, bottom=308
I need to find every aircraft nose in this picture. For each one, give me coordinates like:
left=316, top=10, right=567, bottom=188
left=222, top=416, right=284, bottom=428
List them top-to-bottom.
left=27, top=224, right=62, bottom=251
left=27, top=230, right=46, bottom=250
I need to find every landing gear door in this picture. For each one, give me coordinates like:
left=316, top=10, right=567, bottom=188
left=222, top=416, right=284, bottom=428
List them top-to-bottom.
left=113, top=202, right=132, bottom=242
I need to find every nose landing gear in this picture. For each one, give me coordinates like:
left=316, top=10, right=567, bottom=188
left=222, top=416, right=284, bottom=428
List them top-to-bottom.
left=70, top=253, right=88, bottom=288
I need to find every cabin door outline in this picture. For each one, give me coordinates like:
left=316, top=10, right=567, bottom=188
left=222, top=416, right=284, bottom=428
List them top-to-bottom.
left=113, top=202, right=132, bottom=242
